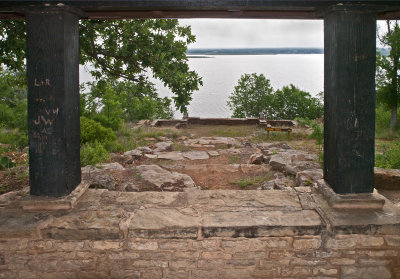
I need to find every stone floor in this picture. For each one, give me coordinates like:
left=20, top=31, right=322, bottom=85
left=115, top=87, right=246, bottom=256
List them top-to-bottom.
left=0, top=185, right=399, bottom=241
left=1, top=186, right=400, bottom=278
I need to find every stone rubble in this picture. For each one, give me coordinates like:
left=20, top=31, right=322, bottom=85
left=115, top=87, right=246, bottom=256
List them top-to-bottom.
left=136, top=164, right=196, bottom=190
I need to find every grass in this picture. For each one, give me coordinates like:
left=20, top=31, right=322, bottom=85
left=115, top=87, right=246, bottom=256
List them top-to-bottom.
left=114, top=124, right=184, bottom=153
left=189, top=125, right=259, bottom=138
left=172, top=143, right=191, bottom=152
left=229, top=155, right=240, bottom=164
left=230, top=174, right=273, bottom=189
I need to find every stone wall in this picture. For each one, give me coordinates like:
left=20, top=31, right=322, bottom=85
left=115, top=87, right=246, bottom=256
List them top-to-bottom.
left=151, top=118, right=297, bottom=127
left=1, top=234, right=399, bottom=278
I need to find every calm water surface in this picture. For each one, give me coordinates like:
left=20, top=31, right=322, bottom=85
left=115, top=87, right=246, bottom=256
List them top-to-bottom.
left=80, top=54, right=324, bottom=118
left=154, top=54, right=324, bottom=118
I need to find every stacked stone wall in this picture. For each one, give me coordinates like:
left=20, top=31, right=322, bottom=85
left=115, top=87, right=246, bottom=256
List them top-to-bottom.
left=1, top=234, right=399, bottom=278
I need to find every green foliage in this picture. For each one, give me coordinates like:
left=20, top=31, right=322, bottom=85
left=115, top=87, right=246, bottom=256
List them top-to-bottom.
left=1, top=19, right=202, bottom=113
left=376, top=21, right=400, bottom=129
left=0, top=68, right=27, bottom=132
left=227, top=73, right=323, bottom=120
left=227, top=73, right=273, bottom=118
left=81, top=80, right=174, bottom=125
left=272, top=85, right=323, bottom=120
left=80, top=116, right=116, bottom=145
left=295, top=117, right=313, bottom=127
left=309, top=122, right=324, bottom=147
left=0, top=129, right=28, bottom=150
left=80, top=141, right=110, bottom=166
left=376, top=141, right=400, bottom=169
left=0, top=156, right=16, bottom=170
left=230, top=175, right=272, bottom=189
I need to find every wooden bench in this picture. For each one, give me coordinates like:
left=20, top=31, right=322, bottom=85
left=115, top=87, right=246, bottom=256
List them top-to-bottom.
left=265, top=127, right=292, bottom=136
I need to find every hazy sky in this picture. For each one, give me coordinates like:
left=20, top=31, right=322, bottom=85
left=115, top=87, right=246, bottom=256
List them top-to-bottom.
left=179, top=19, right=388, bottom=49
left=179, top=19, right=324, bottom=48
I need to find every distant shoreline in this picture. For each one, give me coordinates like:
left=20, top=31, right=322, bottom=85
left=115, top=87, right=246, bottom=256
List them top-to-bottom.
left=186, top=47, right=390, bottom=56
left=187, top=48, right=323, bottom=56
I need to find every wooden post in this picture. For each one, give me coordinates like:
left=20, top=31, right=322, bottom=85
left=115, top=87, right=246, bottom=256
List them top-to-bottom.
left=324, top=5, right=376, bottom=194
left=26, top=6, right=81, bottom=196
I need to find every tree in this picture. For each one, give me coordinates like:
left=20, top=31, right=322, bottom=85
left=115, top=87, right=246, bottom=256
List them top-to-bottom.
left=0, top=19, right=202, bottom=113
left=376, top=20, right=400, bottom=130
left=227, top=73, right=274, bottom=118
left=227, top=73, right=323, bottom=120
left=272, top=85, right=323, bottom=120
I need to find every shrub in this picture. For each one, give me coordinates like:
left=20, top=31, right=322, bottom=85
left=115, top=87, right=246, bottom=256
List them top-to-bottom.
left=80, top=116, right=116, bottom=145
left=0, top=128, right=28, bottom=150
left=80, top=141, right=110, bottom=166
left=376, top=141, right=400, bottom=169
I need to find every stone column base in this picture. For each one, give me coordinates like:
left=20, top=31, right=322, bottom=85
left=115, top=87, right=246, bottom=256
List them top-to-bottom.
left=316, top=179, right=385, bottom=210
left=19, top=181, right=90, bottom=211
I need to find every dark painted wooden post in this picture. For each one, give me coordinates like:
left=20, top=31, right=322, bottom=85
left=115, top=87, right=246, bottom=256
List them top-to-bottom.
left=324, top=5, right=376, bottom=194
left=26, top=6, right=81, bottom=197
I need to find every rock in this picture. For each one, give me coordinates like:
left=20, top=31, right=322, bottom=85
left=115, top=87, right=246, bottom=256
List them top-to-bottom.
left=144, top=137, right=156, bottom=142
left=184, top=137, right=239, bottom=146
left=154, top=141, right=173, bottom=152
left=203, top=144, right=215, bottom=148
left=136, top=146, right=153, bottom=154
left=226, top=148, right=242, bottom=155
left=123, top=149, right=143, bottom=159
left=208, top=150, right=219, bottom=157
left=269, top=150, right=320, bottom=175
left=183, top=151, right=210, bottom=160
left=157, top=152, right=184, bottom=161
left=248, top=153, right=264, bottom=164
left=269, top=153, right=293, bottom=172
left=144, top=154, right=158, bottom=159
left=263, top=155, right=271, bottom=164
left=97, top=162, right=124, bottom=171
left=81, top=165, right=99, bottom=174
left=136, top=165, right=196, bottom=190
left=295, top=169, right=323, bottom=187
left=87, top=171, right=116, bottom=191
left=273, top=177, right=294, bottom=190
left=260, top=181, right=275, bottom=190
left=121, top=182, right=140, bottom=192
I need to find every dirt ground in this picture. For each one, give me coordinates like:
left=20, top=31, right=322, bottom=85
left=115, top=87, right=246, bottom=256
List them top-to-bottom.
left=1, top=124, right=400, bottom=203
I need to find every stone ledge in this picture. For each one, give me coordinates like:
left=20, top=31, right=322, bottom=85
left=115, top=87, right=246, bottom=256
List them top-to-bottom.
left=316, top=179, right=385, bottom=210
left=18, top=181, right=90, bottom=211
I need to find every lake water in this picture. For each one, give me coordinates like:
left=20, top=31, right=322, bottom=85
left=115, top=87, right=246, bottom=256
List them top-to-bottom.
left=80, top=54, right=324, bottom=118
left=154, top=54, right=324, bottom=118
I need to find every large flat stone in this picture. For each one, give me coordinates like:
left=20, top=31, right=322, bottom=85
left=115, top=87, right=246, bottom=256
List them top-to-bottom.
left=183, top=151, right=210, bottom=160
left=187, top=190, right=302, bottom=211
left=128, top=208, right=198, bottom=238
left=41, top=209, right=127, bottom=240
left=0, top=210, right=53, bottom=238
left=201, top=210, right=322, bottom=237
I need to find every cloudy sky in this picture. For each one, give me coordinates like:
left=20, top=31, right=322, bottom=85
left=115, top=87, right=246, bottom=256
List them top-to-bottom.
left=179, top=19, right=388, bottom=49
left=179, top=19, right=324, bottom=48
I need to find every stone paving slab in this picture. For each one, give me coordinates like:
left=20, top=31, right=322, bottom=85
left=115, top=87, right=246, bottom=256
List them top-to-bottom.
left=1, top=188, right=400, bottom=242
left=186, top=190, right=302, bottom=211
left=41, top=208, right=128, bottom=240
left=128, top=208, right=199, bottom=239
left=0, top=210, right=53, bottom=238
left=201, top=210, right=323, bottom=238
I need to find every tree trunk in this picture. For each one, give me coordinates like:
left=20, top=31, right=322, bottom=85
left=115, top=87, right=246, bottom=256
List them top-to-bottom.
left=390, top=103, right=398, bottom=130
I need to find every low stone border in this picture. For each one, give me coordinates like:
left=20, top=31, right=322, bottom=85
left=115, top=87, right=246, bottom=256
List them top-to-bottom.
left=150, top=117, right=298, bottom=127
